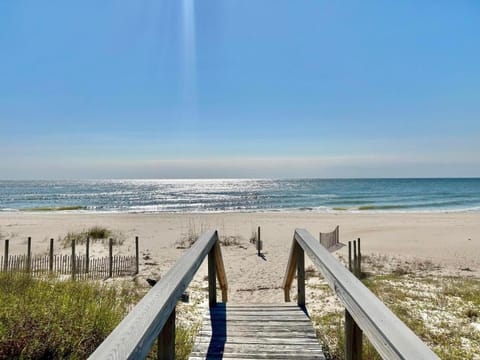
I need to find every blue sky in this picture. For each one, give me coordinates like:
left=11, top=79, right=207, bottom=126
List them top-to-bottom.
left=1, top=1, right=479, bottom=179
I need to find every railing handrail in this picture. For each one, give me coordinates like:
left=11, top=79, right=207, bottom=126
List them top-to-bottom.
left=89, top=229, right=227, bottom=359
left=283, top=229, right=439, bottom=360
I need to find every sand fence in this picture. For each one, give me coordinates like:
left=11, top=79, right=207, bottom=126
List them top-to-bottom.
left=1, top=236, right=139, bottom=280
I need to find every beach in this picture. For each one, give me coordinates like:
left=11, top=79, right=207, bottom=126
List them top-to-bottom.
left=1, top=211, right=479, bottom=303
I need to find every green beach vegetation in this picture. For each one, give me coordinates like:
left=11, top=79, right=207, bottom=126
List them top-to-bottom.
left=358, top=205, right=376, bottom=211
left=21, top=206, right=87, bottom=212
left=333, top=206, right=377, bottom=211
left=60, top=226, right=125, bottom=247
left=310, top=257, right=480, bottom=359
left=0, top=273, right=199, bottom=359
left=0, top=273, right=141, bottom=358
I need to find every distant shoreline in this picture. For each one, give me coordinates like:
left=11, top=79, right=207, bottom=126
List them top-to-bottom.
left=2, top=207, right=480, bottom=215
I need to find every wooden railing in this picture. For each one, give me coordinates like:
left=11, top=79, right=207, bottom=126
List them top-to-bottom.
left=283, top=229, right=439, bottom=360
left=89, top=230, right=227, bottom=360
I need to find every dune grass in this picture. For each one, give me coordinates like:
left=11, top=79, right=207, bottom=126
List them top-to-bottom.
left=60, top=226, right=125, bottom=247
left=310, top=270, right=480, bottom=359
left=0, top=272, right=141, bottom=359
left=0, top=273, right=199, bottom=359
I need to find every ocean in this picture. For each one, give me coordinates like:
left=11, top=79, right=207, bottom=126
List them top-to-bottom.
left=0, top=178, right=479, bottom=213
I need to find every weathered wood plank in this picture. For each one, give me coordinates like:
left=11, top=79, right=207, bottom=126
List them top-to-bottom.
left=282, top=238, right=297, bottom=302
left=3, top=239, right=8, bottom=272
left=214, top=241, right=228, bottom=302
left=208, top=242, right=217, bottom=307
left=296, top=242, right=305, bottom=306
left=189, top=304, right=323, bottom=360
left=220, top=305, right=300, bottom=310
left=158, top=306, right=175, bottom=360
left=210, top=308, right=305, bottom=314
left=203, top=310, right=308, bottom=318
left=199, top=325, right=316, bottom=334
left=196, top=333, right=319, bottom=342
left=194, top=336, right=319, bottom=345
left=191, top=343, right=323, bottom=353
left=190, top=353, right=326, bottom=360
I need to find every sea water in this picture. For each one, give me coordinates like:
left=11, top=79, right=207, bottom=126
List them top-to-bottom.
left=1, top=178, right=480, bottom=213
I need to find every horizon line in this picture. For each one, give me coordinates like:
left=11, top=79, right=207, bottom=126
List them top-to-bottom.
left=2, top=176, right=480, bottom=182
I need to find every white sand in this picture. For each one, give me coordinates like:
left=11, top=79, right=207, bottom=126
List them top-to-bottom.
left=1, top=212, right=479, bottom=303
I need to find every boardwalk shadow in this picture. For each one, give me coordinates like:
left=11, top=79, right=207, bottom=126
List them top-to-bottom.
left=206, top=303, right=227, bottom=359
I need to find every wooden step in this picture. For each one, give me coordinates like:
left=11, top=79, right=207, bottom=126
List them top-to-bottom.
left=189, top=303, right=325, bottom=360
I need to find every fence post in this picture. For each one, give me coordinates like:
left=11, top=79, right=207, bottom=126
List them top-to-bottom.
left=257, top=226, right=262, bottom=256
left=135, top=236, right=139, bottom=275
left=26, top=237, right=32, bottom=273
left=85, top=237, right=90, bottom=274
left=49, top=238, right=54, bottom=272
left=109, top=238, right=113, bottom=278
left=357, top=238, right=361, bottom=276
left=4, top=239, right=9, bottom=271
left=70, top=240, right=77, bottom=280
left=71, top=240, right=76, bottom=280
left=353, top=240, right=357, bottom=277
left=208, top=241, right=217, bottom=307
left=296, top=241, right=305, bottom=307
left=348, top=241, right=352, bottom=272
left=157, top=307, right=175, bottom=360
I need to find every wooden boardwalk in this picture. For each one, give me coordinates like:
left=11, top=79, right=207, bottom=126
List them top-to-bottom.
left=90, top=229, right=439, bottom=360
left=189, top=303, right=325, bottom=360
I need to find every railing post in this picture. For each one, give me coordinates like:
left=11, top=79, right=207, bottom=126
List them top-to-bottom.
left=49, top=238, right=54, bottom=272
left=4, top=239, right=9, bottom=271
left=345, top=239, right=363, bottom=359
left=208, top=240, right=217, bottom=307
left=213, top=240, right=228, bottom=302
left=296, top=241, right=305, bottom=307
left=158, top=307, right=175, bottom=360
left=345, top=310, right=363, bottom=360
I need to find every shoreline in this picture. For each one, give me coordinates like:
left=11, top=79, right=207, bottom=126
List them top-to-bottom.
left=3, top=206, right=480, bottom=215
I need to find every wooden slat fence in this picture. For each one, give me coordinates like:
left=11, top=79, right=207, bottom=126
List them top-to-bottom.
left=319, top=225, right=344, bottom=252
left=1, top=237, right=140, bottom=280
left=0, top=254, right=136, bottom=279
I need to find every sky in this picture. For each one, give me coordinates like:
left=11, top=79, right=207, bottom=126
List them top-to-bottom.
left=1, top=0, right=479, bottom=179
